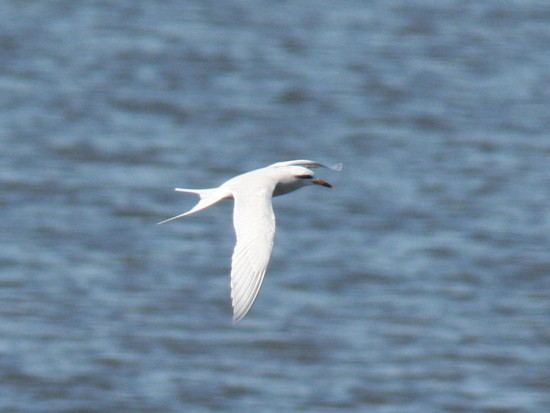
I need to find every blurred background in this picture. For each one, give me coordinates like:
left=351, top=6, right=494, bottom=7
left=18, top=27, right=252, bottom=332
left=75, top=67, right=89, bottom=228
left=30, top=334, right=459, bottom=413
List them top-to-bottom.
left=1, top=1, right=549, bottom=412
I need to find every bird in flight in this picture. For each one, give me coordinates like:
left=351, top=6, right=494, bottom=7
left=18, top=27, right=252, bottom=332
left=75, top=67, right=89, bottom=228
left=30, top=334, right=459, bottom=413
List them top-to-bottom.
left=159, top=160, right=342, bottom=323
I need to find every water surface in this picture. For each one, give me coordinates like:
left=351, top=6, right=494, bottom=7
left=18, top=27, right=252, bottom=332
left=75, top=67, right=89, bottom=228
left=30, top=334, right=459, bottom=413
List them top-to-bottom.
left=1, top=1, right=549, bottom=411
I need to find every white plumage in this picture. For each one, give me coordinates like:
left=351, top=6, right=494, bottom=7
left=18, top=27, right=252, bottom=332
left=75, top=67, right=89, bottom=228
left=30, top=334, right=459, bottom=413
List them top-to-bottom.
left=159, top=160, right=341, bottom=323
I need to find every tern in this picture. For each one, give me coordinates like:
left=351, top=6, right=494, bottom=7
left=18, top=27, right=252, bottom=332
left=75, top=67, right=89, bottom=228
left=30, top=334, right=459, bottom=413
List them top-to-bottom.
left=159, top=160, right=342, bottom=323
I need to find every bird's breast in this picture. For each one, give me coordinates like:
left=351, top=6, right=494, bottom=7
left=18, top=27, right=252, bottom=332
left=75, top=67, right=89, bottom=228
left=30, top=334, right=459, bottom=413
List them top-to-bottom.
left=273, top=181, right=302, bottom=197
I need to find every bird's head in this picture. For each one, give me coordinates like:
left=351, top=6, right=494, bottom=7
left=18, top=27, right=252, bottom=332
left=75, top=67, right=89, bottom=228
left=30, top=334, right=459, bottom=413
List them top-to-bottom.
left=273, top=166, right=333, bottom=196
left=292, top=166, right=333, bottom=188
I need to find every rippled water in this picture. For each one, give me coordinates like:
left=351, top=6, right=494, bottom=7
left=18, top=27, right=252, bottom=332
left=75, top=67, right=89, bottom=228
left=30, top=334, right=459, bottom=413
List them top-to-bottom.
left=1, top=1, right=549, bottom=411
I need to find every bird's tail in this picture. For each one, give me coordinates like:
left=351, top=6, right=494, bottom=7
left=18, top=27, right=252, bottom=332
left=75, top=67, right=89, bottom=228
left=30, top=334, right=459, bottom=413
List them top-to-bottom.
left=157, top=187, right=232, bottom=225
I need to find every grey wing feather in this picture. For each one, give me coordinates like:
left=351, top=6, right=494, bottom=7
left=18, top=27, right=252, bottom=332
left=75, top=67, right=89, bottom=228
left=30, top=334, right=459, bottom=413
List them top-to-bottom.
left=269, top=159, right=342, bottom=171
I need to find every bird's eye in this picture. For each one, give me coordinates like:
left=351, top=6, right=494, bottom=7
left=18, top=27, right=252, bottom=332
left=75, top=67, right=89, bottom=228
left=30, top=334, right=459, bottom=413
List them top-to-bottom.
left=297, top=174, right=313, bottom=179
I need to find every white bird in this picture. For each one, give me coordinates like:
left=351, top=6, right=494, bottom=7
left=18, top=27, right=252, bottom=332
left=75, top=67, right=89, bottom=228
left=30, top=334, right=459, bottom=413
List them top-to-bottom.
left=159, top=160, right=342, bottom=323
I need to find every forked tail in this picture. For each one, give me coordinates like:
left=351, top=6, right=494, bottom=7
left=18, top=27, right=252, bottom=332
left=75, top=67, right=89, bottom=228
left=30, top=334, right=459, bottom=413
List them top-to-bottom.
left=157, top=187, right=232, bottom=225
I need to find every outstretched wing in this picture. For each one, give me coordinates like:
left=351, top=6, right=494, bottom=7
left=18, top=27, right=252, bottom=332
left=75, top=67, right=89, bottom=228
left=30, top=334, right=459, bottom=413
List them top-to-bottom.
left=269, top=159, right=343, bottom=171
left=230, top=186, right=276, bottom=323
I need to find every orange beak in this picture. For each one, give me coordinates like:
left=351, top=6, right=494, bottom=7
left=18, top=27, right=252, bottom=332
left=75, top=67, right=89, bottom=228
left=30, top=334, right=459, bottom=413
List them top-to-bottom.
left=312, top=179, right=332, bottom=188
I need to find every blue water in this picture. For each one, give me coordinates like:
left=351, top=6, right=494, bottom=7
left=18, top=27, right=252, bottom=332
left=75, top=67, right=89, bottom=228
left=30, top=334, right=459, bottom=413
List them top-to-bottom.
left=1, top=1, right=549, bottom=411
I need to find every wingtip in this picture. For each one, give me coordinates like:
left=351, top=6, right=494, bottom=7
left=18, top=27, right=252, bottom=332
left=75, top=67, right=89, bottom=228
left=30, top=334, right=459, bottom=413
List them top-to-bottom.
left=232, top=310, right=245, bottom=325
